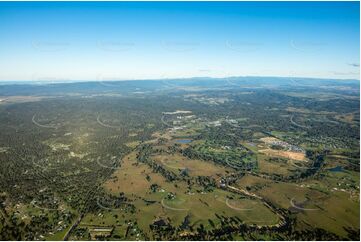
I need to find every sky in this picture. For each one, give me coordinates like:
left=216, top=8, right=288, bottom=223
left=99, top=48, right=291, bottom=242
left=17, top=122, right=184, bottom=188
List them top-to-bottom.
left=0, top=1, right=359, bottom=82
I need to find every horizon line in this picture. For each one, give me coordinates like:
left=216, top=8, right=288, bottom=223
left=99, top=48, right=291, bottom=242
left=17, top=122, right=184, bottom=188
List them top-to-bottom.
left=0, top=75, right=359, bottom=84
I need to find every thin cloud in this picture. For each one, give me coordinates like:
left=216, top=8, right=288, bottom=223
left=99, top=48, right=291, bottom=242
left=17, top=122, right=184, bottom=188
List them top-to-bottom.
left=348, top=63, right=360, bottom=67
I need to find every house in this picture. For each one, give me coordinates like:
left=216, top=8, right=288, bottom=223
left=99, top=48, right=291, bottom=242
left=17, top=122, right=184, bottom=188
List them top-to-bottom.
left=89, top=226, right=114, bottom=240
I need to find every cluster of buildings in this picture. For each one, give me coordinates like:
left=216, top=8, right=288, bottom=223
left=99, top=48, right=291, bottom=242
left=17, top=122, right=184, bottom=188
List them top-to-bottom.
left=269, top=139, right=304, bottom=152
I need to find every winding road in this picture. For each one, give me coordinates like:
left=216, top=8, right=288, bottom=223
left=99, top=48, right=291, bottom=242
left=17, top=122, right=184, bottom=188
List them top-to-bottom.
left=32, top=114, right=57, bottom=129
left=97, top=115, right=121, bottom=129
left=290, top=115, right=310, bottom=129
left=161, top=198, right=189, bottom=211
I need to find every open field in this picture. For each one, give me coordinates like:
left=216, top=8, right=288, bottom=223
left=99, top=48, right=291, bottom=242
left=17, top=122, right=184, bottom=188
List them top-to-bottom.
left=259, top=149, right=306, bottom=161
left=104, top=152, right=170, bottom=197
left=152, top=153, right=230, bottom=177
left=236, top=175, right=360, bottom=238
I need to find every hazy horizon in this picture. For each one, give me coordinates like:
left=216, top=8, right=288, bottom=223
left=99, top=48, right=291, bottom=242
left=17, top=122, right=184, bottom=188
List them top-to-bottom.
left=0, top=74, right=359, bottom=85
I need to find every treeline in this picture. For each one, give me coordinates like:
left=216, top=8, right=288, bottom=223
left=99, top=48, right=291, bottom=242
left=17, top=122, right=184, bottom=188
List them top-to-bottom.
left=137, top=144, right=178, bottom=181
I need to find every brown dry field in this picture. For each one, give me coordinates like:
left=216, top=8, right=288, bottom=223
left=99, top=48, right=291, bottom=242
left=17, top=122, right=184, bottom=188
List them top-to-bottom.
left=334, top=112, right=356, bottom=123
left=259, top=137, right=279, bottom=144
left=259, top=148, right=306, bottom=161
left=103, top=152, right=171, bottom=197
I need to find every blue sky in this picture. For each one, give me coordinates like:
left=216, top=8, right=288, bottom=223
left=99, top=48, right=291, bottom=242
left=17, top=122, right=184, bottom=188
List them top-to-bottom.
left=0, top=1, right=359, bottom=81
